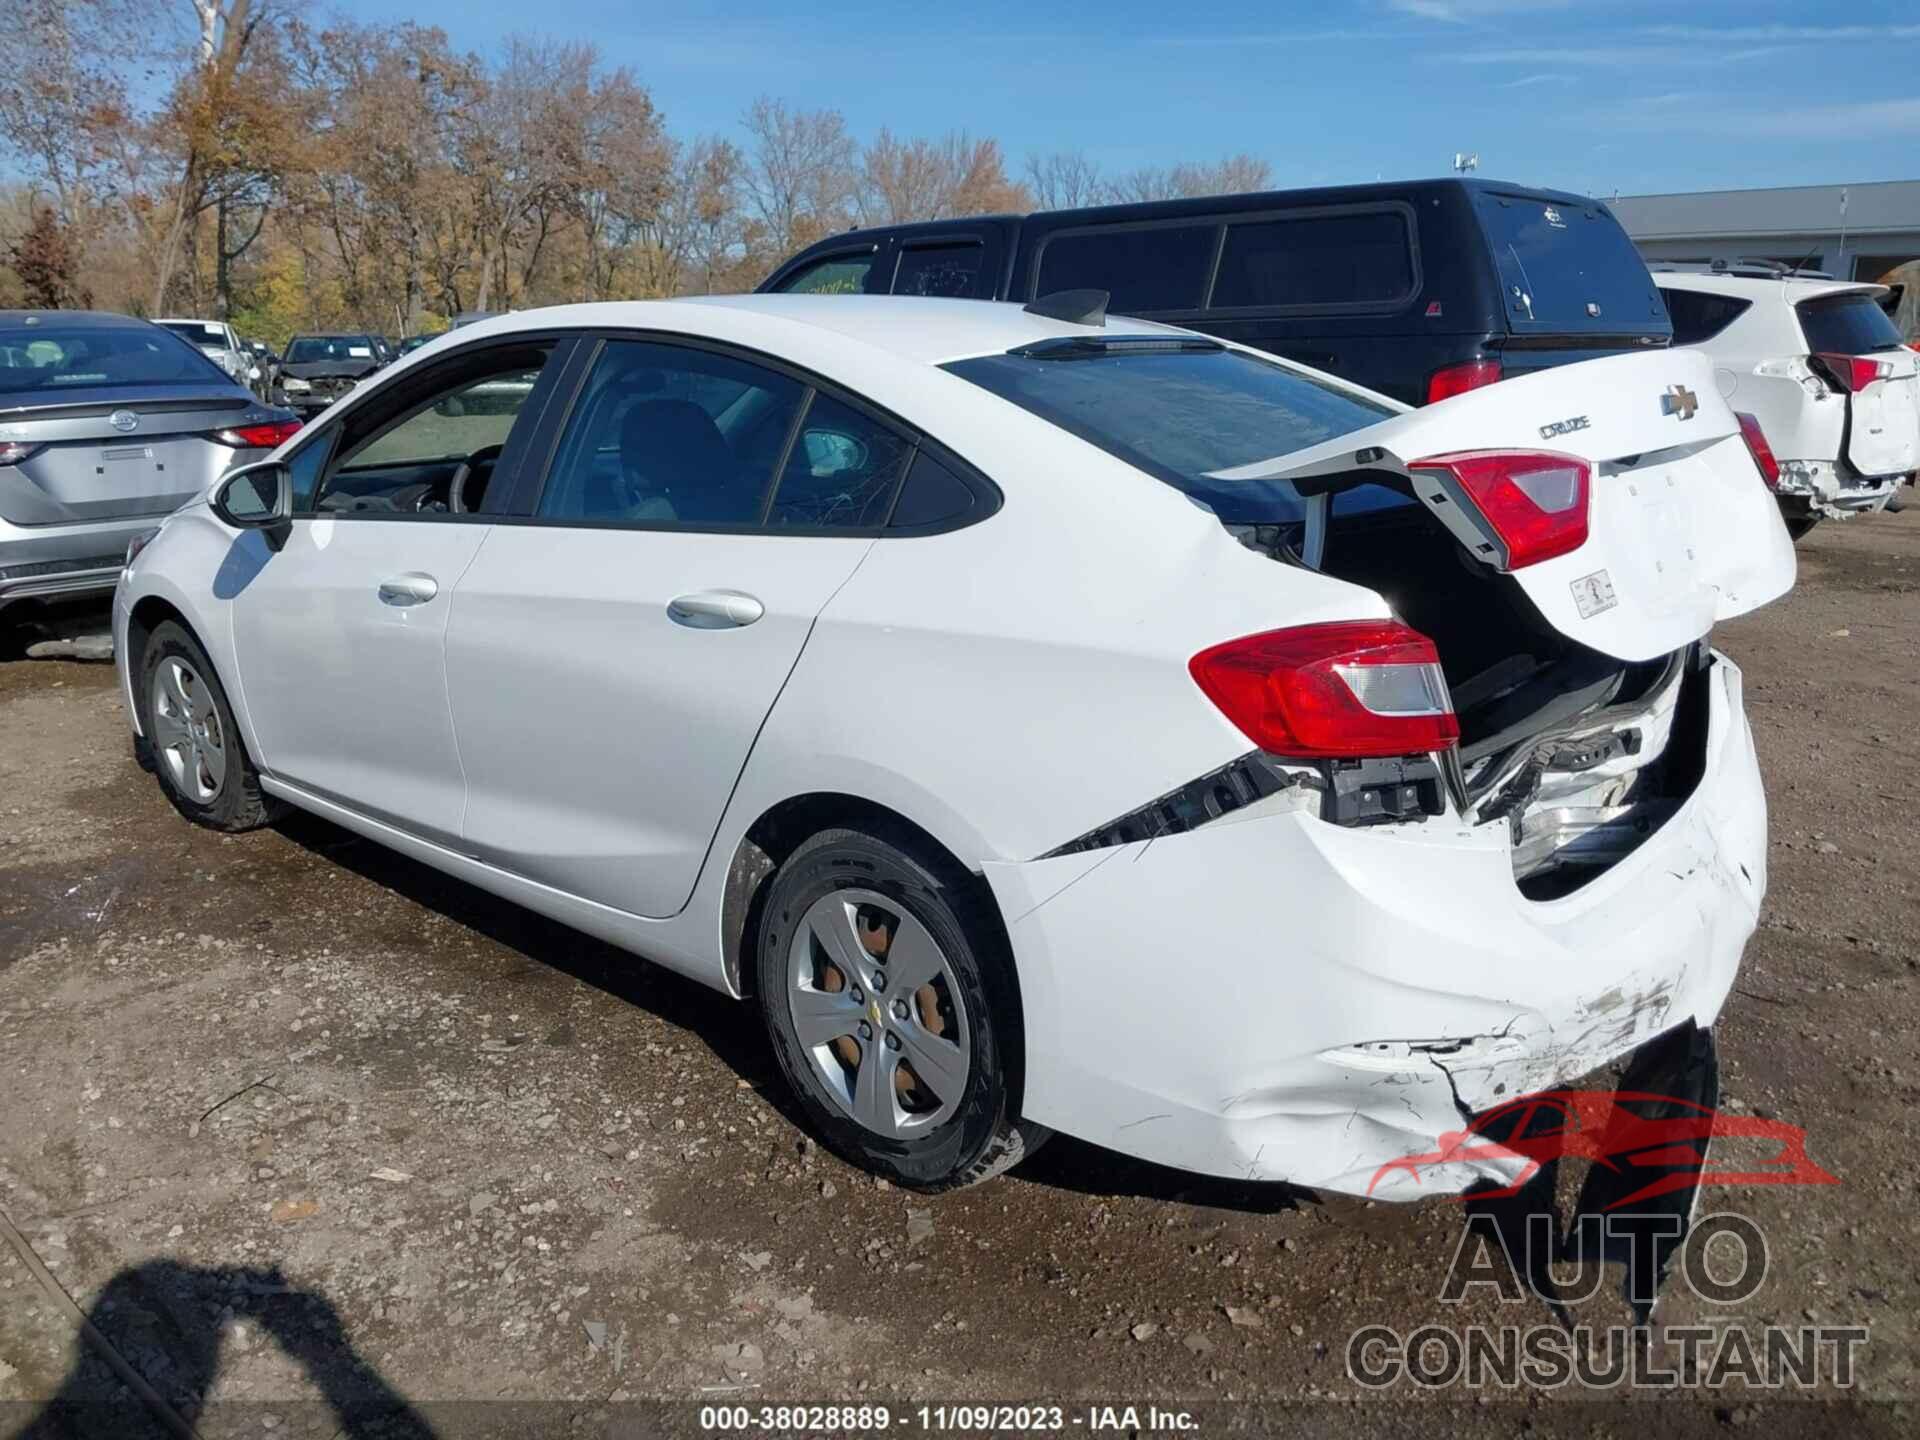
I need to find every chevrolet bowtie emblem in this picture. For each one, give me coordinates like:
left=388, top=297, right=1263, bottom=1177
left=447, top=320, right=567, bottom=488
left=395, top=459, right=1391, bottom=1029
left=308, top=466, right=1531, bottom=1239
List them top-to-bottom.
left=1661, top=384, right=1699, bottom=421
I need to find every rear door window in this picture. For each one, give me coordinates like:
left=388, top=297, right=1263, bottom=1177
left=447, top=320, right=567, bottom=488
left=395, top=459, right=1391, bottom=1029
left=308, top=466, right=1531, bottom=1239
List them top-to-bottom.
left=1474, top=194, right=1669, bottom=333
left=1210, top=209, right=1415, bottom=310
left=1033, top=224, right=1218, bottom=314
left=893, top=243, right=987, bottom=298
left=775, top=254, right=875, bottom=295
left=1659, top=288, right=1752, bottom=345
left=1796, top=292, right=1905, bottom=355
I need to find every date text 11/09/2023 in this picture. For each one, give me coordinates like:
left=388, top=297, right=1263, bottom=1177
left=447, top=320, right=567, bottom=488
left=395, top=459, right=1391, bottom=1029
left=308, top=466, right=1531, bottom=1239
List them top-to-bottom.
left=698, top=1403, right=1200, bottom=1432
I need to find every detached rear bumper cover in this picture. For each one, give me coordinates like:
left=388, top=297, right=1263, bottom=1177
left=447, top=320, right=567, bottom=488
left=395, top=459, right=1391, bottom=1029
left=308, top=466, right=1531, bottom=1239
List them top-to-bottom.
left=1776, top=458, right=1902, bottom=517
left=983, top=652, right=1764, bottom=1198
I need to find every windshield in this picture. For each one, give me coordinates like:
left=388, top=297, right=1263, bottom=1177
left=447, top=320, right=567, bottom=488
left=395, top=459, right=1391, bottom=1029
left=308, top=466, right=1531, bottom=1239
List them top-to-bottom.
left=1475, top=193, right=1669, bottom=333
left=1796, top=293, right=1904, bottom=355
left=0, top=324, right=227, bottom=394
left=286, top=336, right=376, bottom=363
left=943, top=343, right=1404, bottom=522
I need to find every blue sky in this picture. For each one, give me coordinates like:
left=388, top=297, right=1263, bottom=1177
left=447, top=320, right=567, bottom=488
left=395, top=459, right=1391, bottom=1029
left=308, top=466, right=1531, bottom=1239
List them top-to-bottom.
left=321, top=0, right=1919, bottom=197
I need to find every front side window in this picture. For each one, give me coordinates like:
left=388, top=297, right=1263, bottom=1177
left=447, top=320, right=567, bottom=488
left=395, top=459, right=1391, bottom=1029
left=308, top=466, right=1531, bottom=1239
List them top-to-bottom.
left=1211, top=210, right=1414, bottom=309
left=1033, top=224, right=1217, bottom=314
left=894, top=244, right=987, bottom=298
left=777, top=255, right=874, bottom=295
left=537, top=341, right=805, bottom=527
left=309, top=342, right=555, bottom=515
left=945, top=344, right=1399, bottom=523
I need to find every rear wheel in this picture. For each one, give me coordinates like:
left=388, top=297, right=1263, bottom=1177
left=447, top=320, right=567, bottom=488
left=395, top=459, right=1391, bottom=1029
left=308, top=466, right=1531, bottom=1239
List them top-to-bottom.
left=137, top=620, right=279, bottom=831
left=756, top=825, right=1048, bottom=1190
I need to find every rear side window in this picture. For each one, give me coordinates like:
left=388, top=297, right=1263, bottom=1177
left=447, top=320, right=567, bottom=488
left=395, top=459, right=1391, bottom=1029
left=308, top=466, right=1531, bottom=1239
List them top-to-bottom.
left=1475, top=195, right=1668, bottom=332
left=1211, top=210, right=1415, bottom=310
left=1034, top=224, right=1217, bottom=313
left=894, top=244, right=987, bottom=298
left=776, top=254, right=874, bottom=295
left=1660, top=288, right=1752, bottom=345
left=1796, top=293, right=1905, bottom=355
left=944, top=345, right=1399, bottom=523
left=766, top=392, right=914, bottom=528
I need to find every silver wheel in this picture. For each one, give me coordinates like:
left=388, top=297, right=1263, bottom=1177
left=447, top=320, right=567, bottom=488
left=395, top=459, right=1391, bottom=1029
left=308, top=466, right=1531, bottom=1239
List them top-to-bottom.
left=149, top=655, right=227, bottom=804
left=787, top=888, right=971, bottom=1139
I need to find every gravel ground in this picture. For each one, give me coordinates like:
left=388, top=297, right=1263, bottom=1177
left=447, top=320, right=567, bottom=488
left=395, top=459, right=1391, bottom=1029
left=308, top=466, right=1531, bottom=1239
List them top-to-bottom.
left=1, top=510, right=1916, bottom=1438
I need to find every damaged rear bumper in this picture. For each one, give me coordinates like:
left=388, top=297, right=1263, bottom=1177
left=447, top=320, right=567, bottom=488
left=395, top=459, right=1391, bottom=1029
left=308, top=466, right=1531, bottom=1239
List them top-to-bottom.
left=1776, top=458, right=1903, bottom=518
left=982, top=651, right=1766, bottom=1197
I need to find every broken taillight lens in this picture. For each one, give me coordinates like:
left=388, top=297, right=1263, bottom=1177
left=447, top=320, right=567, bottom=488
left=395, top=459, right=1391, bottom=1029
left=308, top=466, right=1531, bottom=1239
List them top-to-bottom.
left=1810, top=352, right=1893, bottom=393
left=1425, top=358, right=1502, bottom=405
left=1735, top=411, right=1781, bottom=490
left=213, top=419, right=304, bottom=449
left=1406, top=449, right=1591, bottom=569
left=1189, top=620, right=1460, bottom=759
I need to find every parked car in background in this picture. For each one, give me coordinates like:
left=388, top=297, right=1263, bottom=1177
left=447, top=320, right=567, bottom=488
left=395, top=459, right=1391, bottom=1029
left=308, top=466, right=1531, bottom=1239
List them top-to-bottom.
left=759, top=178, right=1672, bottom=407
left=1656, top=265, right=1920, bottom=537
left=116, top=295, right=1791, bottom=1193
left=1, top=310, right=299, bottom=625
left=156, top=317, right=259, bottom=391
left=275, top=333, right=389, bottom=416
left=397, top=334, right=438, bottom=356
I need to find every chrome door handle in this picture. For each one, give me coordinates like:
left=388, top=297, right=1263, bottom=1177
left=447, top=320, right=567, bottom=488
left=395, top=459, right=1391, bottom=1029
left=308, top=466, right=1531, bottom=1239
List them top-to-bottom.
left=377, top=572, right=439, bottom=606
left=667, top=589, right=764, bottom=628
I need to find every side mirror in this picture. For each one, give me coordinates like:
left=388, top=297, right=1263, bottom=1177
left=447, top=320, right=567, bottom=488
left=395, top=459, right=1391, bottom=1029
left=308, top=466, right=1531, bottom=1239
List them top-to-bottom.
left=212, top=459, right=293, bottom=548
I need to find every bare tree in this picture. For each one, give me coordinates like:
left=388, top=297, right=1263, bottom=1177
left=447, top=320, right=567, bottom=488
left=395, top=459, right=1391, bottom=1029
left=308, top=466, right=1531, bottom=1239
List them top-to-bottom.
left=741, top=97, right=857, bottom=258
left=1024, top=150, right=1104, bottom=211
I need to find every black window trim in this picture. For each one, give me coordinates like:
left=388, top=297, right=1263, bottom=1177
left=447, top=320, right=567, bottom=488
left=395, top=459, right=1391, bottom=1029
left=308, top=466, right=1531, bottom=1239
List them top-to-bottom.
left=1202, top=200, right=1424, bottom=318
left=500, top=326, right=1002, bottom=540
left=283, top=331, right=582, bottom=523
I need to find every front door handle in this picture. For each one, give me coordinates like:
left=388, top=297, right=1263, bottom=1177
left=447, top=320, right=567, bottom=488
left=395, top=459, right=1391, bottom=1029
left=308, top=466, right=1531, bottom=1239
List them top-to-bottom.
left=377, top=572, right=439, bottom=606
left=667, top=589, right=764, bottom=628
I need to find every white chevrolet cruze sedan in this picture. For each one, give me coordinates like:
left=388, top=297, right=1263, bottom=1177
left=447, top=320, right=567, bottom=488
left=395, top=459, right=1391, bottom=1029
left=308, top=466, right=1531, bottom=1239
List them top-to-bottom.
left=115, top=295, right=1795, bottom=1194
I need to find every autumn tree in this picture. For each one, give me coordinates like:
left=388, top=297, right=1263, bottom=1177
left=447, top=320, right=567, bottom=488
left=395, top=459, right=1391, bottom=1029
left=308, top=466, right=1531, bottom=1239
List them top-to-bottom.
left=6, top=205, right=92, bottom=308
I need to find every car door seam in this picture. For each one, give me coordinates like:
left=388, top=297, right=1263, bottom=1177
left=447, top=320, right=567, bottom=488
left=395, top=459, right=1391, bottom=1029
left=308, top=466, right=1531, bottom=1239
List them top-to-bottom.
left=443, top=523, right=498, bottom=848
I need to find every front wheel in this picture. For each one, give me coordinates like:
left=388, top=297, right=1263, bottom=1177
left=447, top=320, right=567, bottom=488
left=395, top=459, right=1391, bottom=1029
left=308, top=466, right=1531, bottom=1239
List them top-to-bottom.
left=137, top=620, right=280, bottom=831
left=755, top=825, right=1048, bottom=1190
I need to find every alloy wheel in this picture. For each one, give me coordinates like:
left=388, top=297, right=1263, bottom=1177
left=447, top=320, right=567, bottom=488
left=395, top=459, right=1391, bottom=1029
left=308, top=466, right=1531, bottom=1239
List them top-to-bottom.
left=149, top=656, right=227, bottom=804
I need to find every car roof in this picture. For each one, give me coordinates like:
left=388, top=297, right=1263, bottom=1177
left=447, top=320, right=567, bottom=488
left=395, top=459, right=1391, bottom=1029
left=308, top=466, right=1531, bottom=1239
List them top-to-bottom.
left=1652, top=272, right=1887, bottom=302
left=449, top=294, right=1186, bottom=369
left=0, top=309, right=154, bottom=330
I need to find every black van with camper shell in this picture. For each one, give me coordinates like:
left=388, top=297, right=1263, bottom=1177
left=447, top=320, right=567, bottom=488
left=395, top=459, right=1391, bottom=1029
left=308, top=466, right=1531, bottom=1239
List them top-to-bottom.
left=758, top=177, right=1671, bottom=407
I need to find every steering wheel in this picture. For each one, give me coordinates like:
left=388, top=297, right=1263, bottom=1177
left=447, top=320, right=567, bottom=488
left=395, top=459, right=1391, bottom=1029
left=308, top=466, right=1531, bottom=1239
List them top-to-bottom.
left=448, top=443, right=506, bottom=515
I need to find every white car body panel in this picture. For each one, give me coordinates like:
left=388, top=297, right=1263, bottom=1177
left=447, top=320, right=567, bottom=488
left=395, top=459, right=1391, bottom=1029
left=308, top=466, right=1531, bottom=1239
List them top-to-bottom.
left=1657, top=273, right=1919, bottom=517
left=113, top=295, right=1792, bottom=1196
left=1220, top=347, right=1796, bottom=663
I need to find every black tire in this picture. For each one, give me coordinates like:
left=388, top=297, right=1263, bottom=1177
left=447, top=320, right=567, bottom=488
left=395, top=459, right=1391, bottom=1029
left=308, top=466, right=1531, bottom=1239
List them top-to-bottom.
left=1784, top=515, right=1821, bottom=541
left=136, top=620, right=280, bottom=832
left=755, top=824, right=1049, bottom=1191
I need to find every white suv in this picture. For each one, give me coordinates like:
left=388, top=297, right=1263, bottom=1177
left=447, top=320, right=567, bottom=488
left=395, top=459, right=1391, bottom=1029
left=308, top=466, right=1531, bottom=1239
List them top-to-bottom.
left=1655, top=269, right=1918, bottom=537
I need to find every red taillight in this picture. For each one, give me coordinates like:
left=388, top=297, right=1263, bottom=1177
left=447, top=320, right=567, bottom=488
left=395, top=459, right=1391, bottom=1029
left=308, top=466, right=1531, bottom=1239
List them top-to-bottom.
left=1810, top=352, right=1893, bottom=393
left=1425, top=358, right=1502, bottom=405
left=1735, top=411, right=1780, bottom=491
left=214, top=419, right=303, bottom=449
left=0, top=440, right=44, bottom=466
left=1406, top=450, right=1590, bottom=569
left=1189, top=620, right=1460, bottom=760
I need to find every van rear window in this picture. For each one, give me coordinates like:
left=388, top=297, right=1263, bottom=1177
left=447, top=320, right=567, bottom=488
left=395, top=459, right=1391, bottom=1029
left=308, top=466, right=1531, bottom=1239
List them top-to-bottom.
left=1474, top=195, right=1668, bottom=333
left=1212, top=210, right=1414, bottom=309
left=1033, top=225, right=1216, bottom=314
left=1796, top=293, right=1904, bottom=356
left=944, top=344, right=1404, bottom=523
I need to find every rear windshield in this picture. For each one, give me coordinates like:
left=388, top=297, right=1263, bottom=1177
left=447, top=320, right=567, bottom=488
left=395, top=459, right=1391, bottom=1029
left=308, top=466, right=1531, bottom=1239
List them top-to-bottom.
left=1474, top=194, right=1669, bottom=333
left=1796, top=293, right=1904, bottom=355
left=160, top=320, right=227, bottom=348
left=0, top=325, right=225, bottom=394
left=286, top=336, right=378, bottom=363
left=943, top=343, right=1404, bottom=523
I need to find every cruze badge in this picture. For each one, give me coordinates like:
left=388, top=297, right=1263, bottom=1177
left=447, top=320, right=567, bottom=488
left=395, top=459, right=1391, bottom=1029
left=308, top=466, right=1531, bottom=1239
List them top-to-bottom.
left=1661, top=384, right=1699, bottom=421
left=1539, top=414, right=1590, bottom=440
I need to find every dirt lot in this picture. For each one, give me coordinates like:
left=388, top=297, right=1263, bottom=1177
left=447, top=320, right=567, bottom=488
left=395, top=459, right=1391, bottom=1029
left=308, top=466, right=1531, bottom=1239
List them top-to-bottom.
left=1, top=511, right=1916, bottom=1437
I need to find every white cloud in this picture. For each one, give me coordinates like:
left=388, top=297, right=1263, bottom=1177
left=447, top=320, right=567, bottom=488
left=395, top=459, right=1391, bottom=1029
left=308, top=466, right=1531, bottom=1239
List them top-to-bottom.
left=1391, top=0, right=1572, bottom=19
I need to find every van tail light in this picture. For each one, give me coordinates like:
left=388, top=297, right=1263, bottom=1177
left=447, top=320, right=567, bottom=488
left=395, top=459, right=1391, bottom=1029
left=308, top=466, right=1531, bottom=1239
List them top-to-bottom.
left=1810, top=352, right=1893, bottom=393
left=1425, top=358, right=1502, bottom=404
left=1734, top=411, right=1780, bottom=490
left=213, top=419, right=303, bottom=449
left=0, top=440, right=45, bottom=466
left=1406, top=450, right=1590, bottom=569
left=1189, top=621, right=1460, bottom=759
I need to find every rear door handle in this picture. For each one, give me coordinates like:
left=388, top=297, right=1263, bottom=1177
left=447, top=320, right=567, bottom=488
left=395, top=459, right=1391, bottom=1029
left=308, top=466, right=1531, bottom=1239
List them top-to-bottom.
left=377, top=572, right=439, bottom=606
left=667, top=589, right=764, bottom=628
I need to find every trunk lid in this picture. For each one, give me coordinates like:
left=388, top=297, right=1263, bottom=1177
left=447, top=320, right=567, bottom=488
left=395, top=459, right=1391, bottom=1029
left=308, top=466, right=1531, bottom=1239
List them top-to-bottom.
left=1214, top=348, right=1796, bottom=663
left=1841, top=349, right=1920, bottom=477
